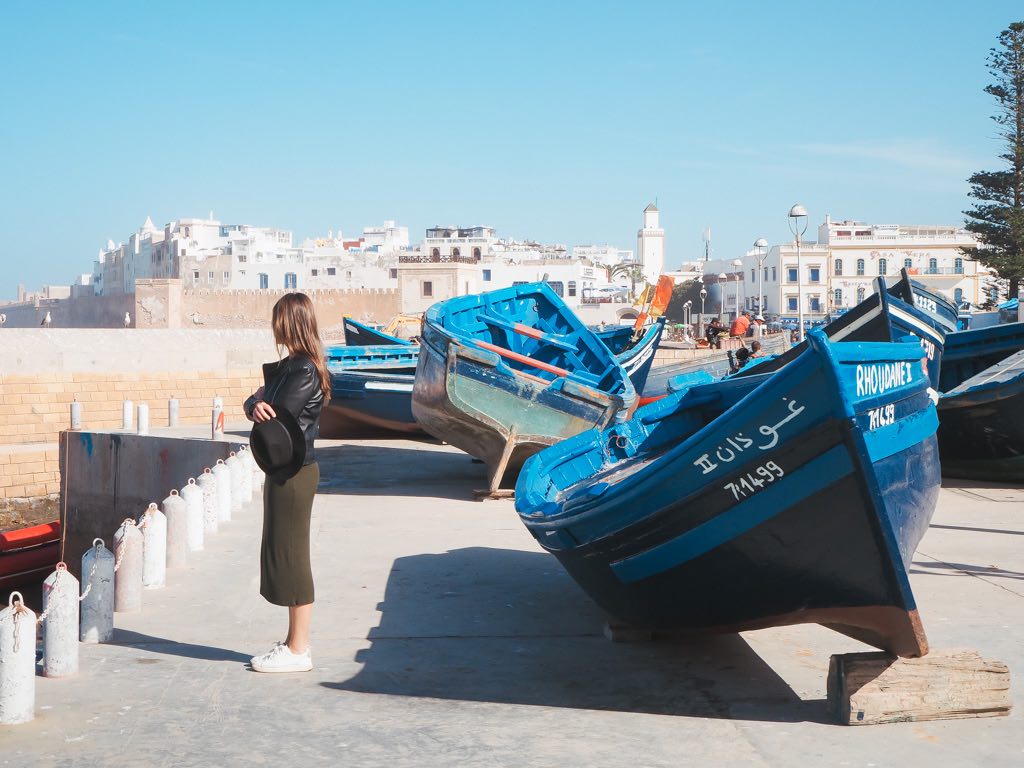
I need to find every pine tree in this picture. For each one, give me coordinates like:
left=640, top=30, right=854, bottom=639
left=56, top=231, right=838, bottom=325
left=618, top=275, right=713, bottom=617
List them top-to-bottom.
left=964, top=21, right=1024, bottom=300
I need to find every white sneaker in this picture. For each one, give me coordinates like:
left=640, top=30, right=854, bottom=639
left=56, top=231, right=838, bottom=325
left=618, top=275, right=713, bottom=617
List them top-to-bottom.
left=251, top=642, right=313, bottom=673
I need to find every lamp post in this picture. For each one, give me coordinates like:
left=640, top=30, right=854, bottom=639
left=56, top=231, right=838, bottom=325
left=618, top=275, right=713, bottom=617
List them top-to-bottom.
left=788, top=204, right=809, bottom=341
left=754, top=237, right=768, bottom=317
left=731, top=258, right=743, bottom=319
left=717, top=273, right=727, bottom=319
left=699, top=284, right=707, bottom=337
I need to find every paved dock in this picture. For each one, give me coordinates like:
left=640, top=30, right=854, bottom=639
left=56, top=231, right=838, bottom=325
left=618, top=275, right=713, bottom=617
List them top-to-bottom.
left=3, top=437, right=1022, bottom=767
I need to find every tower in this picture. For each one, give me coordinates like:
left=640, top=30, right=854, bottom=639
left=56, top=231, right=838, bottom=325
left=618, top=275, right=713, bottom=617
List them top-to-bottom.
left=637, top=203, right=665, bottom=284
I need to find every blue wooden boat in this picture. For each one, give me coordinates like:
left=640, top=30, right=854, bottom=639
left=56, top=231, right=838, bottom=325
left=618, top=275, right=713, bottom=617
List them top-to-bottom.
left=411, top=282, right=637, bottom=495
left=343, top=317, right=413, bottom=347
left=595, top=319, right=666, bottom=395
left=935, top=321, right=1024, bottom=481
left=516, top=331, right=940, bottom=657
left=321, top=345, right=423, bottom=438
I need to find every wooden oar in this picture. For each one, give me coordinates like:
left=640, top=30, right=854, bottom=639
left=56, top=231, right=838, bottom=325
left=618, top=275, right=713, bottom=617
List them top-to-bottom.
left=473, top=340, right=570, bottom=378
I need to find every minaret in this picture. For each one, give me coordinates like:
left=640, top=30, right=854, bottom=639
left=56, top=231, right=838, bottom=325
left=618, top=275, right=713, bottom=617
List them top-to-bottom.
left=637, top=203, right=665, bottom=284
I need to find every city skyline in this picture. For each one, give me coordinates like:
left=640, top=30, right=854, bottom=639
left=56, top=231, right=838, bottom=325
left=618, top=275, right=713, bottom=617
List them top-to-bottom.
left=2, top=1, right=1021, bottom=299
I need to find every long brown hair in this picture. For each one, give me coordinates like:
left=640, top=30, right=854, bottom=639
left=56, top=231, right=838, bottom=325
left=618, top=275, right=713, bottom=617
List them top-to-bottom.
left=272, top=293, right=330, bottom=397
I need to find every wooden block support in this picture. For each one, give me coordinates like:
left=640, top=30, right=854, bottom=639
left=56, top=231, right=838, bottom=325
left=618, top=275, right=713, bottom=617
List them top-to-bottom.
left=603, top=621, right=654, bottom=643
left=828, top=649, right=1011, bottom=725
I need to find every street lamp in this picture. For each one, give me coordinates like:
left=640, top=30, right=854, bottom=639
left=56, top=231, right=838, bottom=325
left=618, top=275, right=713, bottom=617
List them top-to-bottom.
left=788, top=204, right=809, bottom=341
left=754, top=237, right=768, bottom=317
left=731, top=258, right=743, bottom=319
left=717, top=273, right=727, bottom=319
left=699, top=283, right=707, bottom=337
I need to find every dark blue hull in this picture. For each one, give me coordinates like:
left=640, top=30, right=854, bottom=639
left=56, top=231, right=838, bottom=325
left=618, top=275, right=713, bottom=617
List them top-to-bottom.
left=343, top=318, right=412, bottom=347
left=517, top=333, right=940, bottom=656
left=321, top=370, right=423, bottom=438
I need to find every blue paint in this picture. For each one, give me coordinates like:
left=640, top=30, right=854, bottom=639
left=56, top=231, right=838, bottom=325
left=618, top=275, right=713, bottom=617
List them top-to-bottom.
left=79, top=432, right=93, bottom=456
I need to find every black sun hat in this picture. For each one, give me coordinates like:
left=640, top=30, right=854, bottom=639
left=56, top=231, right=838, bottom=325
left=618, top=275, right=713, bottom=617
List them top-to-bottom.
left=249, top=408, right=306, bottom=484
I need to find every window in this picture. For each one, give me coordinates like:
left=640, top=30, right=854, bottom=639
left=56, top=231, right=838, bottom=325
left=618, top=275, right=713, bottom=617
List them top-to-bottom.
left=452, top=247, right=461, bottom=258
left=472, top=247, right=481, bottom=259
left=431, top=248, right=440, bottom=258
left=238, top=254, right=247, bottom=263
left=954, top=257, right=963, bottom=274
left=904, top=258, right=913, bottom=269
left=928, top=258, right=937, bottom=274
left=834, top=259, right=842, bottom=276
left=856, top=259, right=865, bottom=276
left=878, top=259, right=888, bottom=276
left=809, top=266, right=820, bottom=283
left=327, top=267, right=336, bottom=276
left=771, top=267, right=776, bottom=281
left=787, top=267, right=798, bottom=283
left=388, top=268, right=397, bottom=279
left=764, top=268, right=768, bottom=281
left=310, top=269, right=319, bottom=277
left=482, top=269, right=492, bottom=282
left=751, top=269, right=755, bottom=282
left=192, top=270, right=200, bottom=280
left=346, top=270, right=352, bottom=279
left=207, top=271, right=214, bottom=281
left=223, top=271, right=230, bottom=281
left=284, top=272, right=297, bottom=289
left=259, top=273, right=269, bottom=289
left=568, top=280, right=577, bottom=297
left=422, top=281, right=433, bottom=297
left=548, top=281, right=564, bottom=297
left=857, top=286, right=865, bottom=303
left=954, top=287, right=964, bottom=305
left=834, top=288, right=843, bottom=306
left=787, top=296, right=798, bottom=312
left=809, top=296, right=821, bottom=313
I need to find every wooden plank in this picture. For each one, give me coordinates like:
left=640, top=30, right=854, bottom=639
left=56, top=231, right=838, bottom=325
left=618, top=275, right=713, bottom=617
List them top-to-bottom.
left=828, top=648, right=1011, bottom=725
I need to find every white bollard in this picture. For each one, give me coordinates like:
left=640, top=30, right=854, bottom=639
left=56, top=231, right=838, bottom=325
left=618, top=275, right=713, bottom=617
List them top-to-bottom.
left=213, top=395, right=224, bottom=410
left=168, top=397, right=180, bottom=428
left=70, top=399, right=82, bottom=429
left=122, top=399, right=134, bottom=430
left=137, top=403, right=150, bottom=436
left=212, top=405, right=224, bottom=440
left=244, top=445, right=264, bottom=490
left=237, top=446, right=254, bottom=504
left=226, top=453, right=244, bottom=513
left=212, top=460, right=231, bottom=523
left=197, top=469, right=219, bottom=535
left=181, top=479, right=204, bottom=552
left=162, top=490, right=188, bottom=569
left=141, top=503, right=166, bottom=589
left=114, top=519, right=143, bottom=612
left=80, top=538, right=115, bottom=643
left=42, top=563, right=80, bottom=678
left=0, top=592, right=36, bottom=725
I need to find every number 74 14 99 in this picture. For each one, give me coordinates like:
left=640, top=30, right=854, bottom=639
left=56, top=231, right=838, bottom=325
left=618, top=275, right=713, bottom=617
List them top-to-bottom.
left=723, top=461, right=784, bottom=501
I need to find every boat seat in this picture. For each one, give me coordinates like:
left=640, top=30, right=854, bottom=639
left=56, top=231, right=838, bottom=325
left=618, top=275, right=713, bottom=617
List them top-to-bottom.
left=477, top=312, right=578, bottom=353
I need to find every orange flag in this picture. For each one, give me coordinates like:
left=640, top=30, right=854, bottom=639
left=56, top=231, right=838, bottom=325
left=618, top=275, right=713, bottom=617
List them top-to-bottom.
left=648, top=276, right=675, bottom=318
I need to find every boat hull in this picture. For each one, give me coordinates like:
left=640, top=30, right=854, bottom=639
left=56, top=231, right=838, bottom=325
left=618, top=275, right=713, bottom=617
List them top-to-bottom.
left=321, top=370, right=423, bottom=439
left=0, top=521, right=61, bottom=590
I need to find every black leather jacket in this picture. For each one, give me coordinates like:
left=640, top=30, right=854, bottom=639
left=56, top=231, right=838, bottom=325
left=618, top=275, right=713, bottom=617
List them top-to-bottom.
left=245, top=355, right=324, bottom=466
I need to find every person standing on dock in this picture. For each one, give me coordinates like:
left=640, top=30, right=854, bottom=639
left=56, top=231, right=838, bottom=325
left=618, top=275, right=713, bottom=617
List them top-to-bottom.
left=244, top=293, right=329, bottom=673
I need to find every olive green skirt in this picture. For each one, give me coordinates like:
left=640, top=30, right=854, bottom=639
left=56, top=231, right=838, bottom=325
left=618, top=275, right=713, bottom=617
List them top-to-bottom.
left=260, top=462, right=319, bottom=606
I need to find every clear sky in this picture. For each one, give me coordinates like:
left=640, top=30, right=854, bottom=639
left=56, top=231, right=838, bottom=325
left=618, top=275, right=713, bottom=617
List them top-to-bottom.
left=1, top=1, right=1021, bottom=299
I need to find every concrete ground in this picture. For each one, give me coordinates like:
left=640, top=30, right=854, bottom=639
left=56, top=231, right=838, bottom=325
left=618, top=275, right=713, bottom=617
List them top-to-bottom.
left=2, top=437, right=1021, bottom=767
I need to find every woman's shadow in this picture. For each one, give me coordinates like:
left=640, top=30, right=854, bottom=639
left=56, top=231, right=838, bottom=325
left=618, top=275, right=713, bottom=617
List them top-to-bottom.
left=321, top=547, right=829, bottom=723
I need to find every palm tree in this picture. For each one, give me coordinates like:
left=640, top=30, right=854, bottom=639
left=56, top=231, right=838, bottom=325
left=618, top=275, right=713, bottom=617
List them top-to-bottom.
left=608, top=263, right=647, bottom=302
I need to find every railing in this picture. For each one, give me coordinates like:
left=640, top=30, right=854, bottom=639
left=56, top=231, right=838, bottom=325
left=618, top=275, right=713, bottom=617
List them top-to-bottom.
left=397, top=253, right=480, bottom=264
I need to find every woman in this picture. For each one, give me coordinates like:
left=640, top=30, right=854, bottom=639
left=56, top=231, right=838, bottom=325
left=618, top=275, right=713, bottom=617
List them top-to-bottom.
left=244, top=293, right=330, bottom=673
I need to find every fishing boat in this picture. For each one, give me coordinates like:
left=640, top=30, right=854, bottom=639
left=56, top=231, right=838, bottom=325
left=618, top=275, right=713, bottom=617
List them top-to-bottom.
left=411, top=282, right=637, bottom=495
left=343, top=317, right=414, bottom=347
left=596, top=319, right=667, bottom=394
left=935, top=321, right=1024, bottom=481
left=516, top=331, right=940, bottom=657
left=642, top=333, right=790, bottom=398
left=321, top=345, right=423, bottom=438
left=0, top=521, right=60, bottom=591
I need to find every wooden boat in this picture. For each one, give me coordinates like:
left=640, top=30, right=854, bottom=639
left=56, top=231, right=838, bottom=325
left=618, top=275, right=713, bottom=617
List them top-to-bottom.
left=412, top=282, right=637, bottom=494
left=343, top=317, right=413, bottom=347
left=596, top=319, right=666, bottom=394
left=935, top=321, right=1024, bottom=481
left=516, top=331, right=940, bottom=656
left=643, top=333, right=790, bottom=397
left=321, top=345, right=423, bottom=438
left=0, top=521, right=60, bottom=590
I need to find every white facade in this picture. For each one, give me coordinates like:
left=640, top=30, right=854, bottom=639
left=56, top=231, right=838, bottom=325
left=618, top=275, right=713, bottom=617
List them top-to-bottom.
left=637, top=203, right=665, bottom=284
left=571, top=244, right=635, bottom=266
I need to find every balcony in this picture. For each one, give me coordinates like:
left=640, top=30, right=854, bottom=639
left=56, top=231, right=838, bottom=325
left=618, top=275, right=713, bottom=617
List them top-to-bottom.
left=398, top=253, right=480, bottom=265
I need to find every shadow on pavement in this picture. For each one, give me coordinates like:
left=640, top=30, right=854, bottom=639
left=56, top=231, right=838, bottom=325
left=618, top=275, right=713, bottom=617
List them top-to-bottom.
left=315, top=443, right=486, bottom=499
left=322, top=546, right=829, bottom=723
left=109, top=629, right=252, bottom=663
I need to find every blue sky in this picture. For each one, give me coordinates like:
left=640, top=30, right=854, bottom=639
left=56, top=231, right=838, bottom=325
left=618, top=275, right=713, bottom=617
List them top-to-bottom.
left=1, top=1, right=1021, bottom=299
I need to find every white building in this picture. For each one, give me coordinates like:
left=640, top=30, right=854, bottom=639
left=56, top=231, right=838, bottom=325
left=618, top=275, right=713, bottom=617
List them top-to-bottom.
left=637, top=203, right=665, bottom=284
left=707, top=216, right=983, bottom=324
left=571, top=244, right=635, bottom=266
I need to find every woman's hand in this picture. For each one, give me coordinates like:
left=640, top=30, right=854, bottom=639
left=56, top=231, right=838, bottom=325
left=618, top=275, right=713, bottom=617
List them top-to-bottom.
left=252, top=400, right=277, bottom=423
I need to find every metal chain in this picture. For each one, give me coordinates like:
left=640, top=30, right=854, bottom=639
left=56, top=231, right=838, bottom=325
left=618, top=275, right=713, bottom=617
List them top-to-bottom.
left=113, top=518, right=137, bottom=573
left=78, top=539, right=104, bottom=603
left=33, top=564, right=66, bottom=625
left=8, top=593, right=29, bottom=653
